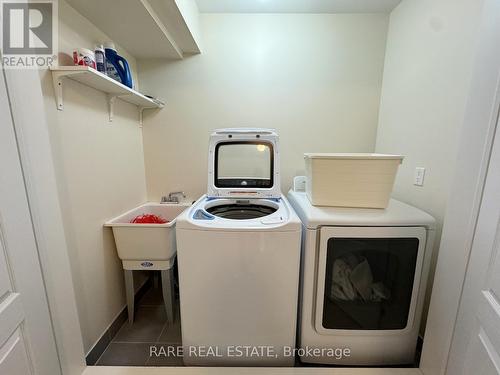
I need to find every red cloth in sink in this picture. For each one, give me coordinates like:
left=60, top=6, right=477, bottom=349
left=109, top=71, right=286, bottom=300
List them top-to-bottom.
left=130, top=214, right=168, bottom=224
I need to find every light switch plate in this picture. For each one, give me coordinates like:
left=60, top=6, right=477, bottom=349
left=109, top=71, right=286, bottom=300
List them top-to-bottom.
left=414, top=167, right=426, bottom=186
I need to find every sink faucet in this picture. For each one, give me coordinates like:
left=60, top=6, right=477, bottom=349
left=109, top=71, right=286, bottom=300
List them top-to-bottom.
left=161, top=191, right=186, bottom=204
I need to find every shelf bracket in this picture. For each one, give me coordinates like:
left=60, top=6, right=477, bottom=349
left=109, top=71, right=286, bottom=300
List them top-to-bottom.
left=51, top=71, right=85, bottom=111
left=52, top=73, right=65, bottom=111
left=108, top=95, right=117, bottom=122
left=138, top=104, right=163, bottom=127
left=139, top=107, right=146, bottom=127
left=139, top=107, right=154, bottom=127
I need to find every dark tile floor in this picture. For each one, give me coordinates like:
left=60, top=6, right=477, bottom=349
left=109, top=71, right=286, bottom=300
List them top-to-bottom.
left=95, top=285, right=420, bottom=368
left=96, top=286, right=183, bottom=366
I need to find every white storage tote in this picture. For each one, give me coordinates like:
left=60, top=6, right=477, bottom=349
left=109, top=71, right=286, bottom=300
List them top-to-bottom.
left=304, top=153, right=404, bottom=208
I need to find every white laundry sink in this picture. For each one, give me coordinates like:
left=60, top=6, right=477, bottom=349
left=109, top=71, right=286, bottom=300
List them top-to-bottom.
left=105, top=202, right=190, bottom=270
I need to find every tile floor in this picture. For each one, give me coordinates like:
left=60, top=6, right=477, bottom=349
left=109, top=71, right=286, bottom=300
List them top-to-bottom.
left=95, top=285, right=420, bottom=368
left=96, top=286, right=183, bottom=366
left=85, top=368, right=422, bottom=375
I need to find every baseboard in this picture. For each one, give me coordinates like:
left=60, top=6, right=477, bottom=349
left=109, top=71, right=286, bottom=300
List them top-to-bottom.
left=85, top=275, right=152, bottom=365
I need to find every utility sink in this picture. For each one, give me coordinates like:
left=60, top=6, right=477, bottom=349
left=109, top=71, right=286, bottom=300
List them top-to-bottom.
left=105, top=202, right=190, bottom=270
left=105, top=202, right=190, bottom=324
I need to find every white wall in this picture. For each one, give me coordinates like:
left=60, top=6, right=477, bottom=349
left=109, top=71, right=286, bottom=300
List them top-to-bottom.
left=40, top=0, right=148, bottom=354
left=375, top=0, right=485, bottom=326
left=138, top=13, right=389, bottom=200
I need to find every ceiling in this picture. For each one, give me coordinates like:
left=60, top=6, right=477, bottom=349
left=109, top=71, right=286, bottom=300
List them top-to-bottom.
left=195, top=0, right=403, bottom=14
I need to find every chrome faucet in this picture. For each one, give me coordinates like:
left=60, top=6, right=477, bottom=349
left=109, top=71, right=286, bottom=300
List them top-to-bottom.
left=161, top=191, right=186, bottom=204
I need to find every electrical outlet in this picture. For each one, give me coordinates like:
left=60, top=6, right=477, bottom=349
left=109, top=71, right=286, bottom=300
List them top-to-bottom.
left=414, top=167, right=426, bottom=186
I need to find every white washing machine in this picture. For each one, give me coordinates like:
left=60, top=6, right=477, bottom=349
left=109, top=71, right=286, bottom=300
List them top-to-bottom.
left=176, top=129, right=301, bottom=366
left=287, top=189, right=435, bottom=366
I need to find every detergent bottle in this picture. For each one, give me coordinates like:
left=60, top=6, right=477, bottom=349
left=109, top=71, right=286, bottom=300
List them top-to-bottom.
left=104, top=42, right=133, bottom=88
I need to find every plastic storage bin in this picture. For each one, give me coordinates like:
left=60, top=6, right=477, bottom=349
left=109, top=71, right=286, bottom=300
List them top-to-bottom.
left=304, top=153, right=404, bottom=208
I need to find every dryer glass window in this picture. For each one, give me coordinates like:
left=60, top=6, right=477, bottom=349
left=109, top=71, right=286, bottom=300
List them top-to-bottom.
left=215, top=142, right=273, bottom=188
left=322, top=238, right=419, bottom=330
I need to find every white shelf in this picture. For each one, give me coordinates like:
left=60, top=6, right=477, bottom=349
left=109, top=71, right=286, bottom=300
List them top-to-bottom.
left=65, top=0, right=200, bottom=59
left=50, top=66, right=164, bottom=124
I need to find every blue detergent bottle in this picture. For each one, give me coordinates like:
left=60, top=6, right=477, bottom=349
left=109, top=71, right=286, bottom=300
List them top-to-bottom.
left=104, top=42, right=133, bottom=88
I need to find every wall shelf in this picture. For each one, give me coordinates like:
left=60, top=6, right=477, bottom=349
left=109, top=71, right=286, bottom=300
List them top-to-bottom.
left=65, top=0, right=201, bottom=59
left=50, top=66, right=164, bottom=124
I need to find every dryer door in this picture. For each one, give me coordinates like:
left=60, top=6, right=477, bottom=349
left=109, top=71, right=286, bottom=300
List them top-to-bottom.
left=315, top=226, right=426, bottom=335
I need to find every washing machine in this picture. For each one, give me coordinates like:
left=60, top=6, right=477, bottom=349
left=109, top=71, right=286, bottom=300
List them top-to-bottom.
left=176, top=129, right=301, bottom=366
left=287, top=188, right=436, bottom=366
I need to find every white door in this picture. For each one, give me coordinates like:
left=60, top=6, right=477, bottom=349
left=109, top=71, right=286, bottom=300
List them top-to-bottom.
left=0, top=67, right=61, bottom=374
left=447, top=108, right=500, bottom=374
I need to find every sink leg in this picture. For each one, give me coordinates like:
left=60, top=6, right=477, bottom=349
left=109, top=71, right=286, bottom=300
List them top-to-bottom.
left=161, top=268, right=175, bottom=324
left=124, top=270, right=134, bottom=324
left=153, top=271, right=159, bottom=289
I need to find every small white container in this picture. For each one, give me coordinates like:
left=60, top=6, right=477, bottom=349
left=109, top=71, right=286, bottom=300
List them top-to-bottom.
left=72, top=47, right=96, bottom=69
left=304, top=153, right=404, bottom=208
left=104, top=202, right=189, bottom=270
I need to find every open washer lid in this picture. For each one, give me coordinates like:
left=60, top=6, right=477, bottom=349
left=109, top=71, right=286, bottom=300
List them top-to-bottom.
left=207, top=128, right=281, bottom=199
